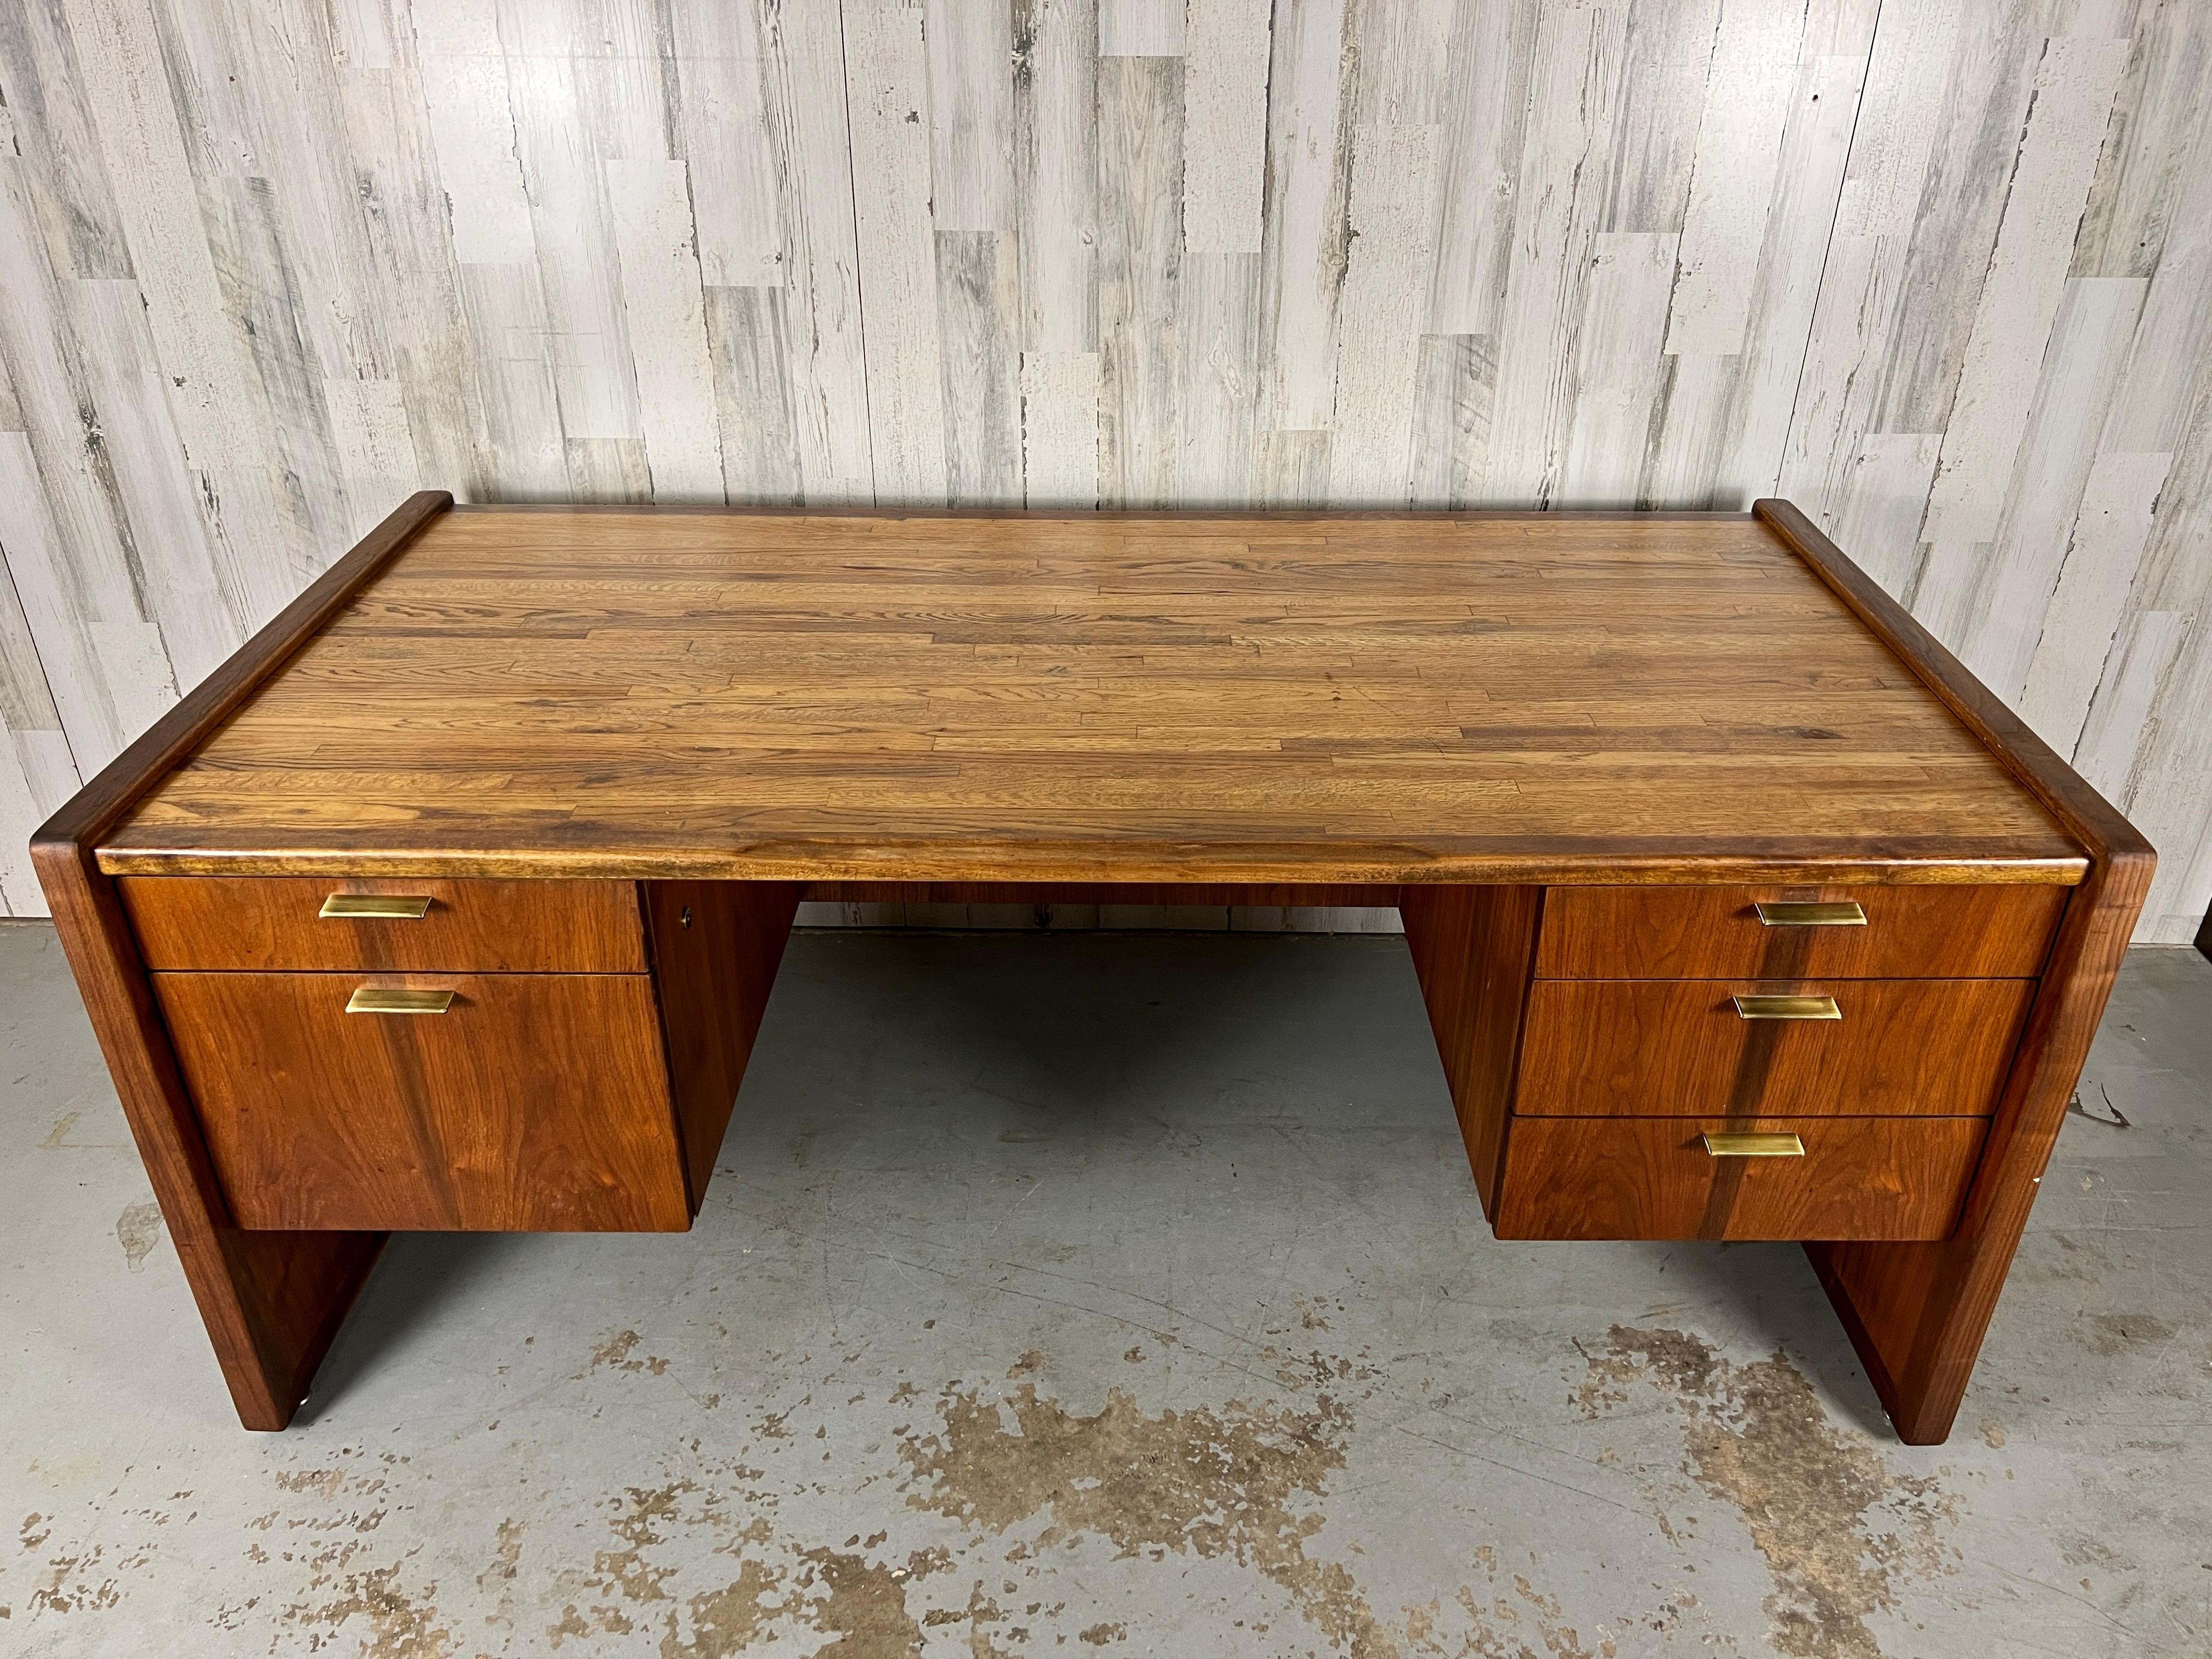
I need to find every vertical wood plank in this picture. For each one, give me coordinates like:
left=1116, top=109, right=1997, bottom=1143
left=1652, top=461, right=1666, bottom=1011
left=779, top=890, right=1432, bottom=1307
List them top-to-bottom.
left=757, top=0, right=876, bottom=503
left=926, top=0, right=1013, bottom=234
left=1014, top=0, right=1099, bottom=356
left=1099, top=0, right=1183, bottom=58
left=1182, top=0, right=1268, bottom=255
left=1256, top=0, right=1348, bottom=433
left=1427, top=0, right=1535, bottom=336
left=1663, top=0, right=1806, bottom=354
left=667, top=3, right=781, bottom=289
left=845, top=3, right=949, bottom=505
left=1485, top=4, right=1628, bottom=506
left=1918, top=35, right=2129, bottom=545
left=1097, top=52, right=1182, bottom=507
left=1329, top=123, right=1438, bottom=503
left=607, top=157, right=726, bottom=499
left=937, top=228, right=1023, bottom=502
left=1562, top=231, right=1679, bottom=507
left=1176, top=251, right=1259, bottom=504
left=1948, top=276, right=2146, bottom=693
left=1410, top=334, right=1493, bottom=509
left=1019, top=349, right=1100, bottom=506
left=323, top=377, right=426, bottom=543
left=2019, top=449, right=2172, bottom=752
left=0, top=550, right=81, bottom=913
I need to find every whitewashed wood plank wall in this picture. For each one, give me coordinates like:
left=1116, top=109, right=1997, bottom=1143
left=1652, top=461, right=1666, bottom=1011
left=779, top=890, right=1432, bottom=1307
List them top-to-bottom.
left=0, top=0, right=2207, bottom=941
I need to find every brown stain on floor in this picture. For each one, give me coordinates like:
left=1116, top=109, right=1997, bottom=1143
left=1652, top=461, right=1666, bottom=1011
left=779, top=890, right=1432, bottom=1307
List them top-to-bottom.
left=1578, top=1326, right=1959, bottom=1659
left=897, top=1380, right=1398, bottom=1657
left=275, top=1546, right=454, bottom=1658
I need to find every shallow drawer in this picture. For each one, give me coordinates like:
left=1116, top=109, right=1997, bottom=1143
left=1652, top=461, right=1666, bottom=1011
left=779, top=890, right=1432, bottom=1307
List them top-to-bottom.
left=122, top=877, right=647, bottom=973
left=1536, top=884, right=2067, bottom=979
left=153, top=972, right=689, bottom=1231
left=1515, top=978, right=2033, bottom=1118
left=1492, top=1116, right=1985, bottom=1240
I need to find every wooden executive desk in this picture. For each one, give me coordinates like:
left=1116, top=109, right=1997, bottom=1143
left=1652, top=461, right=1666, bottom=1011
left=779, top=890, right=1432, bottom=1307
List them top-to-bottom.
left=33, top=496, right=2149, bottom=1443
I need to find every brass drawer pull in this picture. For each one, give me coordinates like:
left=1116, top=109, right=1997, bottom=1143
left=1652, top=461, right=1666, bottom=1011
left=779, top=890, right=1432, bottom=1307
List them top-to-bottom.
left=320, top=894, right=432, bottom=919
left=1753, top=900, right=1865, bottom=927
left=345, top=987, right=455, bottom=1015
left=1732, top=994, right=1841, bottom=1020
left=1702, top=1131, right=1805, bottom=1158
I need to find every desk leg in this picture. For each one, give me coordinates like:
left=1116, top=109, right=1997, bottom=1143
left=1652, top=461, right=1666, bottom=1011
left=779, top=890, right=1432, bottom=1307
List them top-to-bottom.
left=36, top=845, right=383, bottom=1430
left=1807, top=862, right=2146, bottom=1444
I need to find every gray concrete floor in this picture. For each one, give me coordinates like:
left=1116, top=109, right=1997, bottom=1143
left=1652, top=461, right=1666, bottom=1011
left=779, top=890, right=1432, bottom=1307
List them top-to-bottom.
left=1, top=924, right=2207, bottom=1658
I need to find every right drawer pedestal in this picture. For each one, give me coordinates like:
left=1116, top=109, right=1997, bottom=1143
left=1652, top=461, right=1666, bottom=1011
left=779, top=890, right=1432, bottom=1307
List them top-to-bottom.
left=1483, top=883, right=2065, bottom=1242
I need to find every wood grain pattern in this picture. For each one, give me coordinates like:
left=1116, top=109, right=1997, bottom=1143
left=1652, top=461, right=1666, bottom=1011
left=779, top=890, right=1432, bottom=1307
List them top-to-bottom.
left=3, top=3, right=2208, bottom=937
left=26, top=492, right=450, bottom=1429
left=1762, top=499, right=2155, bottom=1444
left=95, top=506, right=2085, bottom=884
left=121, top=876, right=647, bottom=973
left=644, top=879, right=800, bottom=1209
left=1401, top=884, right=1543, bottom=1217
left=1536, top=884, right=2067, bottom=980
left=153, top=970, right=690, bottom=1233
left=1514, top=978, right=2035, bottom=1120
left=1492, top=1115, right=1985, bottom=1243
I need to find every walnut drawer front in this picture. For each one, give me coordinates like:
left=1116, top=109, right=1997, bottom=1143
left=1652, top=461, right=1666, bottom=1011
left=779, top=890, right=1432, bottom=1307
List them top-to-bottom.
left=121, top=877, right=647, bottom=973
left=1535, top=884, right=2067, bottom=980
left=152, top=972, right=690, bottom=1232
left=1514, top=978, right=2034, bottom=1118
left=1492, top=1116, right=1985, bottom=1241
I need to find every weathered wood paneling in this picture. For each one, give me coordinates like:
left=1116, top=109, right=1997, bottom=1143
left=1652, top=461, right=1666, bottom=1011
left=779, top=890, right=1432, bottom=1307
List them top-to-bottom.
left=0, top=0, right=2206, bottom=935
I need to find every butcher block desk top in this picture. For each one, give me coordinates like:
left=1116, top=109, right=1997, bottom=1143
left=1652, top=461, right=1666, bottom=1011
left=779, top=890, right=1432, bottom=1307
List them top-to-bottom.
left=98, top=504, right=2082, bottom=884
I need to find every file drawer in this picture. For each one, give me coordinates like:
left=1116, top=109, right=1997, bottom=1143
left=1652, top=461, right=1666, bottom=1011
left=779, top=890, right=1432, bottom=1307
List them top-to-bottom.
left=153, top=970, right=689, bottom=1232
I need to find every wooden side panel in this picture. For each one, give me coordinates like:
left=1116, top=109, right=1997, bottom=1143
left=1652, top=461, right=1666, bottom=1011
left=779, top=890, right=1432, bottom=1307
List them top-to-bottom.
left=28, top=491, right=449, bottom=1429
left=1760, top=499, right=2156, bottom=1443
left=31, top=845, right=387, bottom=1427
left=1806, top=863, right=2149, bottom=1441
left=121, top=876, right=648, bottom=972
left=644, top=880, right=801, bottom=1209
left=1536, top=884, right=2066, bottom=979
left=1398, top=885, right=1542, bottom=1215
left=154, top=972, right=691, bottom=1233
left=1516, top=978, right=2034, bottom=1119
left=1494, top=1116, right=1985, bottom=1243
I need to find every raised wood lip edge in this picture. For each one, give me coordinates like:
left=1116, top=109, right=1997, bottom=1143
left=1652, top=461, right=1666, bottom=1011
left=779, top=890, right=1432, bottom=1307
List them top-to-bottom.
left=28, top=490, right=454, bottom=1431
left=36, top=492, right=456, bottom=856
left=1751, top=500, right=2137, bottom=868
left=436, top=503, right=1766, bottom=524
left=93, top=848, right=2092, bottom=883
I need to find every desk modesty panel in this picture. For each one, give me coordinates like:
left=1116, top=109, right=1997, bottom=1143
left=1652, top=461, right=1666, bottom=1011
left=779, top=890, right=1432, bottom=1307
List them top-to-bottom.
left=33, top=498, right=2150, bottom=1445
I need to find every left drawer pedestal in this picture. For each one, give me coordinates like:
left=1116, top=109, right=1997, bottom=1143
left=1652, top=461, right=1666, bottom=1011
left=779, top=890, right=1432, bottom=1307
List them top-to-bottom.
left=118, top=876, right=796, bottom=1236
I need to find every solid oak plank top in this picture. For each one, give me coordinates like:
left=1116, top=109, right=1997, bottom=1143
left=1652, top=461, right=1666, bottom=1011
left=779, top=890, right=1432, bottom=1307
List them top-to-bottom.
left=97, top=508, right=2085, bottom=884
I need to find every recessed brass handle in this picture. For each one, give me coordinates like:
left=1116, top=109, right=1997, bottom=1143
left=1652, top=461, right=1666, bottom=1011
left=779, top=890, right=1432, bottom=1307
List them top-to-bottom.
left=320, top=894, right=432, bottom=919
left=1754, top=900, right=1865, bottom=927
left=345, top=987, right=455, bottom=1015
left=1732, top=994, right=1841, bottom=1020
left=1702, top=1132, right=1805, bottom=1158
